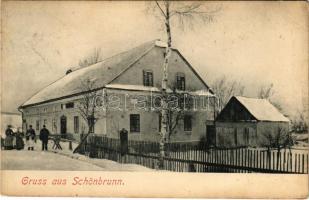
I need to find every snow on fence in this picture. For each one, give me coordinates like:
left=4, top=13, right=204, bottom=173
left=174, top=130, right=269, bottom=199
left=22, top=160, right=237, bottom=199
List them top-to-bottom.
left=79, top=135, right=309, bottom=173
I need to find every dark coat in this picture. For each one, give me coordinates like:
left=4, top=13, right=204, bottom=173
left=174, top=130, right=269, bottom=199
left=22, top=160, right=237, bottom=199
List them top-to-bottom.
left=5, top=128, right=13, bottom=137
left=26, top=128, right=36, bottom=141
left=39, top=128, right=50, bottom=142
left=119, top=129, right=128, bottom=154
left=15, top=131, right=24, bottom=150
left=4, top=134, right=14, bottom=148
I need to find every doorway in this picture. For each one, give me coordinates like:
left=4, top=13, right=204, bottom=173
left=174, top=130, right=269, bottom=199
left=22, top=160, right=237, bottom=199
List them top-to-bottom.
left=60, top=115, right=67, bottom=138
left=206, top=125, right=216, bottom=146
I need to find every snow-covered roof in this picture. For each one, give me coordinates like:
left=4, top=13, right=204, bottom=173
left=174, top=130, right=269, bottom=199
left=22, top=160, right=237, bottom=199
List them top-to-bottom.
left=20, top=39, right=212, bottom=108
left=21, top=40, right=162, bottom=107
left=188, top=89, right=215, bottom=97
left=234, top=96, right=289, bottom=122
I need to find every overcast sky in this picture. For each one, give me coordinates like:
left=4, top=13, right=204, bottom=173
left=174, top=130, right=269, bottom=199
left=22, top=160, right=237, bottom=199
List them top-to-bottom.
left=2, top=1, right=308, bottom=117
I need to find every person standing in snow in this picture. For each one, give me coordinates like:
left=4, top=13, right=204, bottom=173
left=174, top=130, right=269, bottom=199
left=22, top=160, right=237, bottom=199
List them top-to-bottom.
left=4, top=125, right=14, bottom=150
left=26, top=125, right=36, bottom=151
left=39, top=125, right=50, bottom=151
left=15, top=127, right=25, bottom=150
left=119, top=128, right=128, bottom=155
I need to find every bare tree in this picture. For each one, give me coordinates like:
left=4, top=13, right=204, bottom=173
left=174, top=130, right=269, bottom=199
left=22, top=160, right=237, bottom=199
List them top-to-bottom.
left=148, top=0, right=220, bottom=169
left=78, top=48, right=102, bottom=68
left=211, top=75, right=245, bottom=111
left=73, top=78, right=105, bottom=153
left=257, top=83, right=282, bottom=111
left=258, top=83, right=275, bottom=99
left=167, top=92, right=186, bottom=140
left=167, top=109, right=185, bottom=139
left=291, top=109, right=308, bottom=133
left=262, top=127, right=294, bottom=169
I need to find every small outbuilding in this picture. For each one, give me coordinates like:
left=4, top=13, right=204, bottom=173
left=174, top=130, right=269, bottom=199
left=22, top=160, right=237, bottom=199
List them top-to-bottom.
left=215, top=96, right=289, bottom=147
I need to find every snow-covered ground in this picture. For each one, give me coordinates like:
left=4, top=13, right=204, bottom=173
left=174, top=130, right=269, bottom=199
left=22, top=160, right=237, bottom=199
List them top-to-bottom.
left=1, top=139, right=154, bottom=171
left=1, top=150, right=104, bottom=170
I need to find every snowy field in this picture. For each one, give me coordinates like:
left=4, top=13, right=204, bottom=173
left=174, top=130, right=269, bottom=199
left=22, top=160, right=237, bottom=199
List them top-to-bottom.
left=1, top=140, right=153, bottom=171
left=1, top=150, right=104, bottom=170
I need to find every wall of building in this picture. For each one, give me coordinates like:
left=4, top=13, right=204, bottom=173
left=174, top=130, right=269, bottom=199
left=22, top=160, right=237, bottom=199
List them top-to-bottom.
left=21, top=45, right=215, bottom=142
left=111, top=47, right=208, bottom=91
left=22, top=87, right=214, bottom=143
left=103, top=88, right=214, bottom=142
left=21, top=95, right=106, bottom=141
left=216, top=97, right=256, bottom=122
left=105, top=109, right=212, bottom=142
left=215, top=121, right=290, bottom=147
left=256, top=121, right=290, bottom=146
left=215, top=122, right=257, bottom=147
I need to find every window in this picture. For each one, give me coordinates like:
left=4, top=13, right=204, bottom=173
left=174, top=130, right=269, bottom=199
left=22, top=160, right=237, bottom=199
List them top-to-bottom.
left=143, top=70, right=153, bottom=86
left=176, top=73, right=185, bottom=91
left=65, top=102, right=74, bottom=109
left=43, top=108, right=47, bottom=113
left=130, top=114, right=140, bottom=132
left=158, top=114, right=162, bottom=132
left=184, top=115, right=192, bottom=131
left=74, top=116, right=79, bottom=134
left=88, top=117, right=95, bottom=133
left=43, top=119, right=47, bottom=125
left=52, top=119, right=56, bottom=132
left=36, top=120, right=40, bottom=130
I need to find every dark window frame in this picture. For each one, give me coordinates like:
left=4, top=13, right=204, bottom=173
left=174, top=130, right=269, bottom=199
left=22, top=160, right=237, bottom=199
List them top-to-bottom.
left=143, top=70, right=154, bottom=87
left=176, top=73, right=186, bottom=91
left=65, top=102, right=74, bottom=109
left=158, top=113, right=162, bottom=132
left=130, top=114, right=140, bottom=133
left=184, top=115, right=192, bottom=131
left=74, top=116, right=79, bottom=134
left=88, top=117, right=95, bottom=133
left=52, top=119, right=56, bottom=132
left=36, top=120, right=40, bottom=131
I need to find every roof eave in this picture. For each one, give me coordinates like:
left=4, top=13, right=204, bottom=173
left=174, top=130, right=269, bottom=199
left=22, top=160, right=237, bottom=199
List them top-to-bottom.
left=19, top=87, right=105, bottom=109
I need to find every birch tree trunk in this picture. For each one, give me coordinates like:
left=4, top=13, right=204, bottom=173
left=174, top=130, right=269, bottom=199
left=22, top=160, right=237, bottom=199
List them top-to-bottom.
left=159, top=1, right=172, bottom=169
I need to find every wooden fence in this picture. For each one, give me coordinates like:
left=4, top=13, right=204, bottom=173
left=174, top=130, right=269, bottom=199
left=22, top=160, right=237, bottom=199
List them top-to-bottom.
left=79, top=135, right=309, bottom=173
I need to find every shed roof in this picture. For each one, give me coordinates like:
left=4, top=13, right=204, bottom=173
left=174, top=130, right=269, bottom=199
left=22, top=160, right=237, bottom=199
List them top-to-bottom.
left=20, top=40, right=212, bottom=108
left=234, top=96, right=289, bottom=122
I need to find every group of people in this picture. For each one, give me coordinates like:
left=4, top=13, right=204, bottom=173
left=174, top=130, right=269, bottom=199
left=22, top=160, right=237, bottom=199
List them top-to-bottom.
left=2, top=124, right=50, bottom=151
left=2, top=125, right=25, bottom=150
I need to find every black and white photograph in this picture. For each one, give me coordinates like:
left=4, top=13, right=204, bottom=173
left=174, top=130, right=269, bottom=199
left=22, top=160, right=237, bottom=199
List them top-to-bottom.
left=1, top=0, right=308, bottom=197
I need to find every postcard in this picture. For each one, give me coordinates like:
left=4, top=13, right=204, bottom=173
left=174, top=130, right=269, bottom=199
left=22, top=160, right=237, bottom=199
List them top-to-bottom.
left=1, top=1, right=308, bottom=198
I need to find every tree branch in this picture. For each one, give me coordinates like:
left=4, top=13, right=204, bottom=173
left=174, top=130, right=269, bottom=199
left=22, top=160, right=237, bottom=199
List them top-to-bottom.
left=155, top=1, right=167, bottom=18
left=170, top=3, right=221, bottom=18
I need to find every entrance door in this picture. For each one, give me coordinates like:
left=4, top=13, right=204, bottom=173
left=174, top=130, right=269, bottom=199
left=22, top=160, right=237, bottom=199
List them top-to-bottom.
left=60, top=116, right=67, bottom=138
left=206, top=125, right=216, bottom=146
left=120, top=130, right=128, bottom=155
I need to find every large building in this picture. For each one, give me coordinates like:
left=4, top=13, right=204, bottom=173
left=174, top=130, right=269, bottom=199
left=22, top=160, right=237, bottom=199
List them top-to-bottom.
left=19, top=40, right=216, bottom=142
left=215, top=96, right=290, bottom=147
